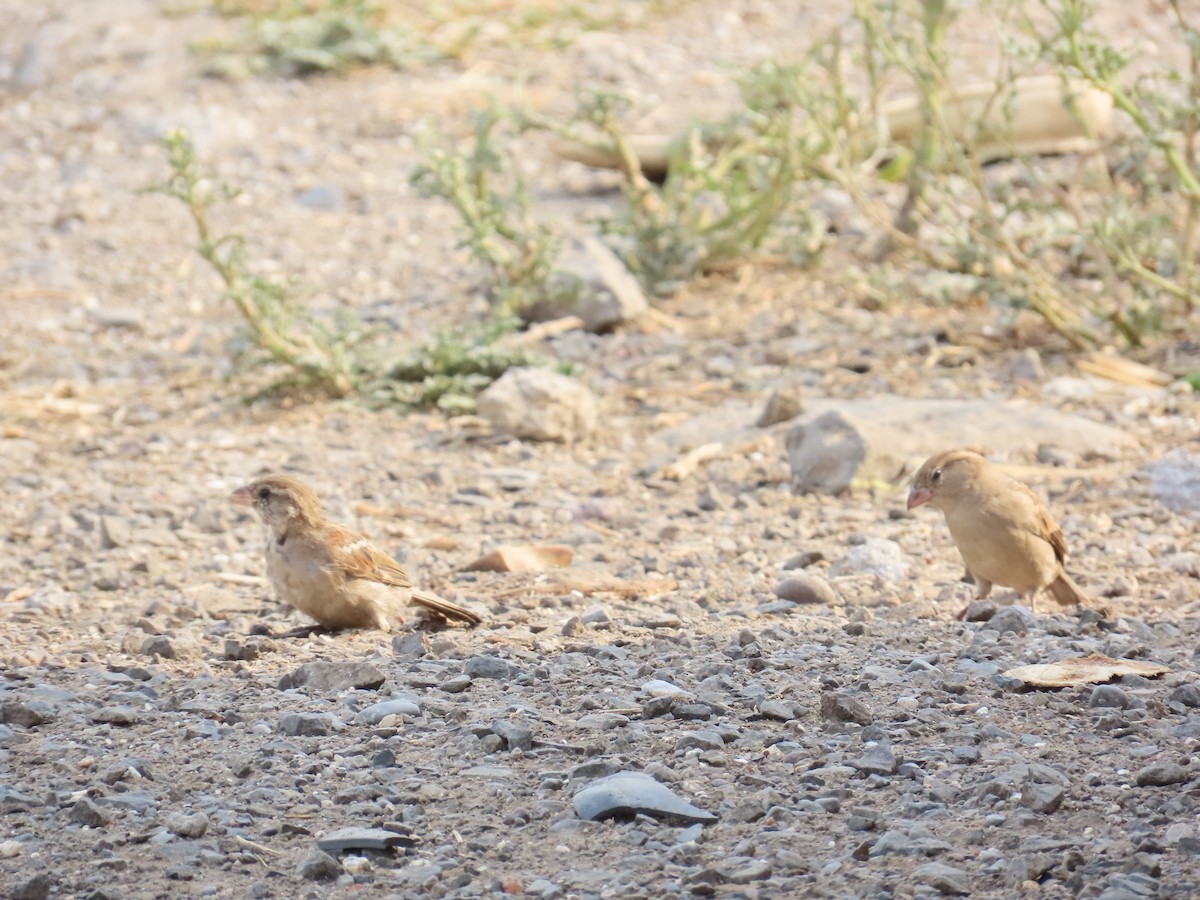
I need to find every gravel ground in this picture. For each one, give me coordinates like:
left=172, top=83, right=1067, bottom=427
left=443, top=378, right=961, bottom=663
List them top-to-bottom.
left=1, top=2, right=1199, bottom=898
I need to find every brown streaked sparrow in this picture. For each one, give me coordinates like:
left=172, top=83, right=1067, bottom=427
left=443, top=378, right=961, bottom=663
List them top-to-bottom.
left=907, top=449, right=1088, bottom=614
left=230, top=474, right=481, bottom=630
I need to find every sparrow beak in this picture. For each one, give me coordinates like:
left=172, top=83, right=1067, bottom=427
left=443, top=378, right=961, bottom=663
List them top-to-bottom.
left=229, top=485, right=254, bottom=507
left=906, top=486, right=933, bottom=510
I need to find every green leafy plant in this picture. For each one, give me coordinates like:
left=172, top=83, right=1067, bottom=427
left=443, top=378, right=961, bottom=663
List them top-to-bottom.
left=201, top=0, right=436, bottom=78
left=411, top=107, right=566, bottom=316
left=152, top=129, right=359, bottom=397
left=154, top=130, right=555, bottom=408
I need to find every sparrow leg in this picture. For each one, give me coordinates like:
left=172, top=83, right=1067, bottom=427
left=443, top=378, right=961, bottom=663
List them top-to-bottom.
left=973, top=577, right=993, bottom=600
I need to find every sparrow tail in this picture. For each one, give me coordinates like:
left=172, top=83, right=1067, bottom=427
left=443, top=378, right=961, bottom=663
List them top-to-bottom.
left=1047, top=571, right=1088, bottom=607
left=410, top=589, right=483, bottom=626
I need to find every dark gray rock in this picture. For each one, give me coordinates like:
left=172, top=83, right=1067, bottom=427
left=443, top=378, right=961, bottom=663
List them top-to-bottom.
left=983, top=606, right=1035, bottom=633
left=140, top=635, right=175, bottom=660
left=464, top=656, right=518, bottom=680
left=281, top=661, right=386, bottom=692
left=1169, top=683, right=1200, bottom=708
left=1089, top=684, right=1130, bottom=709
left=820, top=693, right=873, bottom=725
left=0, top=700, right=54, bottom=727
left=89, top=706, right=139, bottom=726
left=279, top=713, right=338, bottom=737
left=492, top=720, right=534, bottom=752
left=852, top=745, right=899, bottom=776
left=1135, top=762, right=1189, bottom=787
left=573, top=772, right=717, bottom=824
left=1019, top=783, right=1065, bottom=814
left=70, top=798, right=108, bottom=828
left=165, top=811, right=209, bottom=838
left=296, top=849, right=342, bottom=880
left=913, top=861, right=970, bottom=895
left=10, top=873, right=51, bottom=900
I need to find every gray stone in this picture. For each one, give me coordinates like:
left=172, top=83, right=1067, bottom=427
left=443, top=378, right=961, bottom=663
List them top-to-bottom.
left=295, top=184, right=344, bottom=212
left=530, top=232, right=648, bottom=332
left=1009, top=349, right=1045, bottom=382
left=477, top=368, right=598, bottom=442
left=757, top=386, right=805, bottom=427
left=785, top=396, right=1134, bottom=493
left=1144, top=450, right=1200, bottom=512
left=100, top=515, right=132, bottom=549
left=831, top=539, right=908, bottom=583
left=782, top=550, right=824, bottom=570
left=775, top=573, right=840, bottom=605
left=580, top=605, right=612, bottom=626
left=983, top=605, right=1035, bottom=633
left=391, top=632, right=429, bottom=660
left=140, top=635, right=175, bottom=660
left=464, top=656, right=518, bottom=680
left=281, top=661, right=386, bottom=693
left=439, top=674, right=472, bottom=693
left=1089, top=684, right=1130, bottom=709
left=1170, top=684, right=1200, bottom=708
left=820, top=693, right=873, bottom=725
left=353, top=697, right=421, bottom=725
left=757, top=699, right=798, bottom=721
left=0, top=700, right=54, bottom=727
left=90, top=706, right=139, bottom=726
left=279, top=713, right=338, bottom=737
left=492, top=720, right=535, bottom=751
left=676, top=730, right=725, bottom=752
left=853, top=745, right=899, bottom=776
left=1135, top=762, right=1189, bottom=787
left=573, top=772, right=717, bottom=824
left=1019, top=783, right=1065, bottom=814
left=70, top=798, right=108, bottom=828
left=165, top=811, right=209, bottom=838
left=870, top=826, right=952, bottom=857
left=296, top=850, right=342, bottom=881
left=913, top=861, right=970, bottom=895
left=10, top=873, right=51, bottom=900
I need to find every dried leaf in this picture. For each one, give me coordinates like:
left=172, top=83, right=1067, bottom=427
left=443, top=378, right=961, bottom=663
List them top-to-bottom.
left=464, top=545, right=574, bottom=573
left=1005, top=654, right=1169, bottom=688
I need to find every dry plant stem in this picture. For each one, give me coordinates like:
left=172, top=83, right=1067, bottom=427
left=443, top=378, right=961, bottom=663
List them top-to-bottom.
left=1169, top=0, right=1200, bottom=312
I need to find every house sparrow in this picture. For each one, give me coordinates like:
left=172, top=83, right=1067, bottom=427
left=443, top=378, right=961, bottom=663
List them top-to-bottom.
left=907, top=449, right=1088, bottom=614
left=230, top=474, right=481, bottom=631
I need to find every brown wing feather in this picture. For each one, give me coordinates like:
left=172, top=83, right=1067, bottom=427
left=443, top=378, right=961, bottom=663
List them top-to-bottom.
left=1013, top=481, right=1069, bottom=563
left=322, top=525, right=413, bottom=589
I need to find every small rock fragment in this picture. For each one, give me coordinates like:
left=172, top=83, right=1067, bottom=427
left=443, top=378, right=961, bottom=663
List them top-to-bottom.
left=476, top=368, right=598, bottom=442
left=775, top=573, right=840, bottom=605
left=464, top=656, right=518, bottom=681
left=280, top=661, right=386, bottom=693
left=820, top=693, right=873, bottom=725
left=279, top=713, right=337, bottom=737
left=1135, top=762, right=1189, bottom=787
left=165, top=811, right=209, bottom=839
left=296, top=850, right=342, bottom=881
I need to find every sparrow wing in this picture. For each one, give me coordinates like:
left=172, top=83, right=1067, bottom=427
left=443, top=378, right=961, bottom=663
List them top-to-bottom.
left=1014, top=481, right=1069, bottom=563
left=322, top=525, right=413, bottom=589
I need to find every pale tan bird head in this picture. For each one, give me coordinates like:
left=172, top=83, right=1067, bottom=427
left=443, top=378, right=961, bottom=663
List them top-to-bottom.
left=906, top=449, right=989, bottom=511
left=230, top=474, right=324, bottom=534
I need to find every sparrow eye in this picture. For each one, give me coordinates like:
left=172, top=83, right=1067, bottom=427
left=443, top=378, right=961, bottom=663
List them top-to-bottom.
left=931, top=469, right=942, bottom=483
left=256, top=487, right=271, bottom=501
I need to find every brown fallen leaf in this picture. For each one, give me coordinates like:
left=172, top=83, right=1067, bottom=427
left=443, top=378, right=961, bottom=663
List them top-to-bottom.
left=424, top=535, right=461, bottom=551
left=464, top=545, right=574, bottom=573
left=2, top=585, right=34, bottom=603
left=1004, top=654, right=1169, bottom=688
